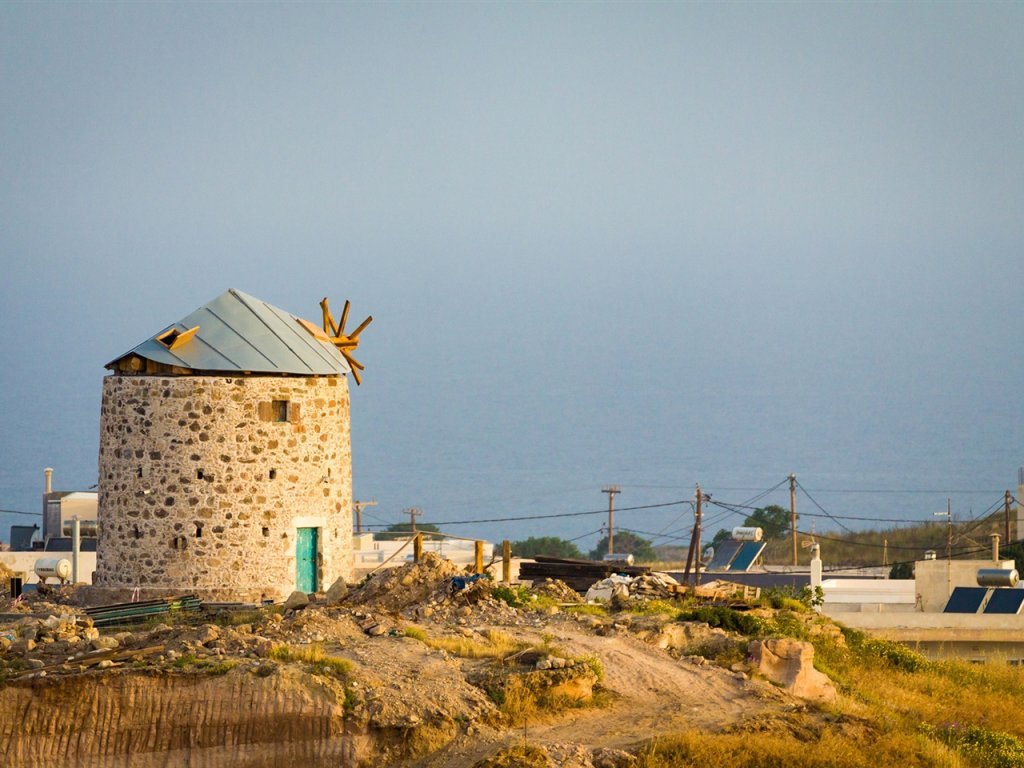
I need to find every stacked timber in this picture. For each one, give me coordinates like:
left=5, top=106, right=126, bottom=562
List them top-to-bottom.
left=518, top=556, right=651, bottom=595
left=85, top=595, right=201, bottom=627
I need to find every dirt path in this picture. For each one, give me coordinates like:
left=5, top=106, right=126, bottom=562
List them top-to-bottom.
left=415, top=623, right=786, bottom=767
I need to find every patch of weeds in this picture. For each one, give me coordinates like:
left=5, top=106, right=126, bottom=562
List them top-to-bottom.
left=492, top=584, right=531, bottom=608
left=493, top=585, right=558, bottom=612
left=758, top=586, right=813, bottom=612
left=625, top=599, right=685, bottom=616
left=564, top=604, right=608, bottom=618
left=677, top=606, right=762, bottom=636
left=761, top=610, right=810, bottom=640
left=403, top=626, right=427, bottom=642
left=841, top=627, right=927, bottom=673
left=410, top=628, right=527, bottom=659
left=691, top=640, right=746, bottom=669
left=269, top=643, right=352, bottom=677
left=171, top=652, right=199, bottom=669
left=171, top=653, right=237, bottom=675
left=579, top=655, right=604, bottom=681
left=197, top=659, right=237, bottom=675
left=499, top=675, right=596, bottom=719
left=343, top=686, right=360, bottom=712
left=921, top=723, right=1024, bottom=768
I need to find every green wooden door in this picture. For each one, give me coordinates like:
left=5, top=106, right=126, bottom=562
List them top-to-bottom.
left=296, top=527, right=318, bottom=593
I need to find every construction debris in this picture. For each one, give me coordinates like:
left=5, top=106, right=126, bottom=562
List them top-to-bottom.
left=518, top=556, right=651, bottom=594
left=85, top=595, right=202, bottom=627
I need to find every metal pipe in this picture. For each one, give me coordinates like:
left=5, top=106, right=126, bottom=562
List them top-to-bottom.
left=44, top=467, right=53, bottom=495
left=72, top=516, right=80, bottom=584
left=992, top=533, right=1001, bottom=563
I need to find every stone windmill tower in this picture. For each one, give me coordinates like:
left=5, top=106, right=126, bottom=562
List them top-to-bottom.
left=92, top=289, right=370, bottom=602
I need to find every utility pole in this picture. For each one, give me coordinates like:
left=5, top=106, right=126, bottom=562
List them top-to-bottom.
left=789, top=473, right=798, bottom=567
left=683, top=484, right=703, bottom=587
left=694, top=485, right=703, bottom=586
left=602, top=486, right=621, bottom=555
left=1005, top=490, right=1013, bottom=544
left=947, top=498, right=953, bottom=560
left=934, top=499, right=952, bottom=560
left=353, top=500, right=377, bottom=535
left=404, top=507, right=422, bottom=533
left=882, top=539, right=889, bottom=569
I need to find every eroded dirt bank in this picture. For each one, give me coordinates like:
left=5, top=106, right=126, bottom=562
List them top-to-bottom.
left=0, top=667, right=356, bottom=768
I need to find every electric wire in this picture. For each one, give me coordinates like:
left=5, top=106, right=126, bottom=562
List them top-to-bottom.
left=360, top=499, right=692, bottom=528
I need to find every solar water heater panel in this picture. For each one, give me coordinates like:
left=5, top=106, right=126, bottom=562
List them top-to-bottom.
left=706, top=540, right=743, bottom=571
left=728, top=541, right=766, bottom=572
left=943, top=587, right=989, bottom=614
left=983, top=589, right=1024, bottom=615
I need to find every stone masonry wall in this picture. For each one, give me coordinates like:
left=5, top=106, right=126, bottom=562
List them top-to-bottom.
left=93, top=374, right=352, bottom=602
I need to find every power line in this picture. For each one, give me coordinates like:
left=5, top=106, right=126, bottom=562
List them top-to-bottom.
left=795, top=479, right=854, bottom=533
left=360, top=499, right=692, bottom=528
left=0, top=508, right=41, bottom=517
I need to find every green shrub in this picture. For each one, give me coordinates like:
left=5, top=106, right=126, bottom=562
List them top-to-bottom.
left=677, top=606, right=762, bottom=636
left=841, top=627, right=927, bottom=673
left=922, top=723, right=1024, bottom=768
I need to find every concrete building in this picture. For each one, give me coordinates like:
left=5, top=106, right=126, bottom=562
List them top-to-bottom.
left=91, top=289, right=361, bottom=602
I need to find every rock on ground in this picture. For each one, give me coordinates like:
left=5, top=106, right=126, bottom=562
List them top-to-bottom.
left=747, top=638, right=837, bottom=703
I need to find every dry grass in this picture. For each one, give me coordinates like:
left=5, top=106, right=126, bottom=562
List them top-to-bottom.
left=405, top=627, right=527, bottom=659
left=268, top=643, right=352, bottom=676
left=636, top=728, right=962, bottom=768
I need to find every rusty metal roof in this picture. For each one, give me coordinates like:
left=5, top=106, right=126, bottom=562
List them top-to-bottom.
left=106, top=289, right=352, bottom=376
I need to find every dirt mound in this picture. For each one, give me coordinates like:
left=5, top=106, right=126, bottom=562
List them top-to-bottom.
left=346, top=553, right=463, bottom=614
left=530, top=579, right=581, bottom=602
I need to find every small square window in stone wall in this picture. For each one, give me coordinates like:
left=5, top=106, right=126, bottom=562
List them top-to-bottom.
left=272, top=400, right=288, bottom=422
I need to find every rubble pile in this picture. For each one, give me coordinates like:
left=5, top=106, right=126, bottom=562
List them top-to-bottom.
left=347, top=553, right=463, bottom=614
left=585, top=572, right=679, bottom=603
left=626, top=572, right=680, bottom=599
left=530, top=578, right=581, bottom=602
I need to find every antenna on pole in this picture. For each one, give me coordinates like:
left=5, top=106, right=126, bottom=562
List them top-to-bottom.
left=353, top=500, right=377, bottom=535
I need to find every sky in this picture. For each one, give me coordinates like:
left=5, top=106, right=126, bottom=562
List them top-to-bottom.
left=1, top=3, right=1023, bottom=554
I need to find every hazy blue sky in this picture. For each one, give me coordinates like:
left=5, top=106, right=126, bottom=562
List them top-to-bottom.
left=2, top=3, right=1022, bottom=551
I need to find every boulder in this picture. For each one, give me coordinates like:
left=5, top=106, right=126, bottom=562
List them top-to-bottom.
left=324, top=577, right=349, bottom=605
left=283, top=591, right=310, bottom=612
left=196, top=624, right=221, bottom=646
left=91, top=636, right=119, bottom=651
left=747, top=638, right=837, bottom=704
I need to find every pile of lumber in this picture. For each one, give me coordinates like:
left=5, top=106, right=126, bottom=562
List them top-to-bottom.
left=519, top=556, right=651, bottom=594
left=85, top=595, right=201, bottom=627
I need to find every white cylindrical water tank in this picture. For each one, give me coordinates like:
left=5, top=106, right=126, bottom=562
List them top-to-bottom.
left=732, top=527, right=764, bottom=542
left=34, top=557, right=72, bottom=584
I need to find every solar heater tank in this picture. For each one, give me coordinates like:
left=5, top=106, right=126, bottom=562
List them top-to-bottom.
left=732, top=527, right=764, bottom=542
left=34, top=557, right=72, bottom=584
left=977, top=568, right=1019, bottom=588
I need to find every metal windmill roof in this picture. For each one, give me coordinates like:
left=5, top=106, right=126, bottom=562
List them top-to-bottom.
left=106, top=289, right=352, bottom=376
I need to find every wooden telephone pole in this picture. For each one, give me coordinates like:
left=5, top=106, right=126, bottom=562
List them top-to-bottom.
left=789, top=474, right=798, bottom=566
left=683, top=484, right=704, bottom=587
left=602, top=486, right=621, bottom=554
left=1005, top=490, right=1013, bottom=543
left=353, top=500, right=377, bottom=535
left=404, top=507, right=422, bottom=533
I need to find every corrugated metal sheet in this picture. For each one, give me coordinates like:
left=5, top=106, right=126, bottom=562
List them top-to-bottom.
left=106, top=289, right=352, bottom=376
